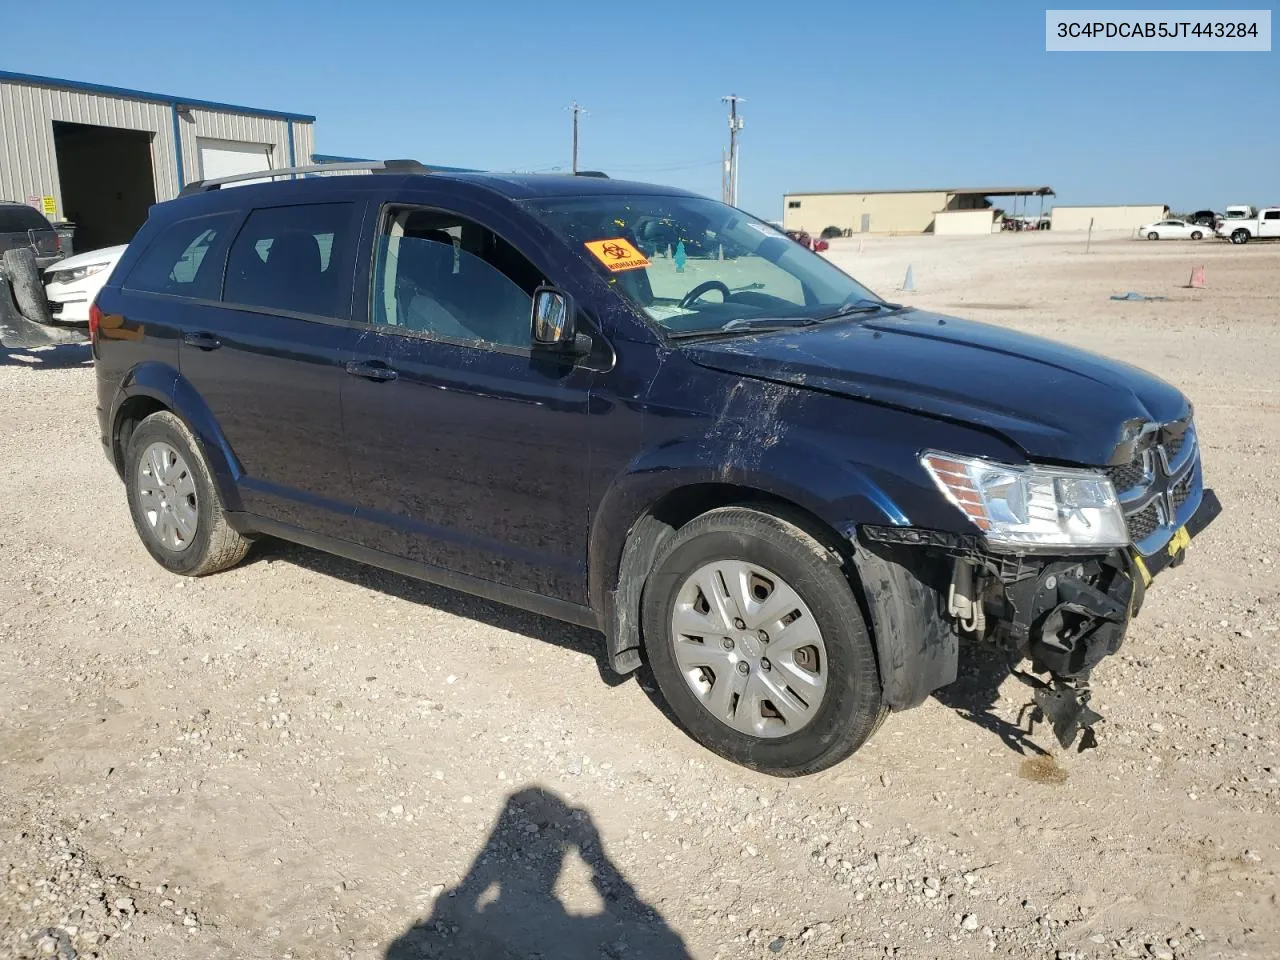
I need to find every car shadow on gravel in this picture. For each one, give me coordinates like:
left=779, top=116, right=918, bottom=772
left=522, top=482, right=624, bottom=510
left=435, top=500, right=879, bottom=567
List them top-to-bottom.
left=0, top=343, right=92, bottom=368
left=251, top=541, right=632, bottom=688
left=931, top=641, right=1050, bottom=757
left=384, top=786, right=692, bottom=960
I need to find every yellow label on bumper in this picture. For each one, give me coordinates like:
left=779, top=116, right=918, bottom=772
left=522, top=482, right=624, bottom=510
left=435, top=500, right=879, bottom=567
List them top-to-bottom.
left=1167, top=525, right=1191, bottom=557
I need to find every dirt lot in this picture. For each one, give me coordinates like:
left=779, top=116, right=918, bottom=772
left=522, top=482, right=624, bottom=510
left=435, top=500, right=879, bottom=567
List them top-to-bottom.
left=1, top=232, right=1276, bottom=960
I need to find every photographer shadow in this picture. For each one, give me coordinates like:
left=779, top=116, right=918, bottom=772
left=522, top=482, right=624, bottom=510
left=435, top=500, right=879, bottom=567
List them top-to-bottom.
left=386, top=787, right=691, bottom=960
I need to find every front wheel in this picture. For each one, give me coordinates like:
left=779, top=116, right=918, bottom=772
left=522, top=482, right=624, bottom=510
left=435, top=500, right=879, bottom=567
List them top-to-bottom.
left=1231, top=229, right=1250, bottom=244
left=1147, top=232, right=1159, bottom=240
left=642, top=507, right=886, bottom=776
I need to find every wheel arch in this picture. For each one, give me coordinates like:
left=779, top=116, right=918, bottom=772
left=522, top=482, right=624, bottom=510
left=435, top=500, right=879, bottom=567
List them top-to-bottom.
left=109, top=363, right=243, bottom=512
left=592, top=469, right=955, bottom=710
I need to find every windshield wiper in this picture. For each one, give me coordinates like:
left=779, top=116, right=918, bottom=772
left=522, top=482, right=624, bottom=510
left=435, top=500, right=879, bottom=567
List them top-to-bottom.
left=808, top=298, right=905, bottom=322
left=666, top=316, right=820, bottom=341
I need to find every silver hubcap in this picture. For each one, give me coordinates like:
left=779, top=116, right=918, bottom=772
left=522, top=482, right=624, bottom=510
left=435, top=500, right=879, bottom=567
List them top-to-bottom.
left=136, top=441, right=198, bottom=552
left=670, top=560, right=828, bottom=738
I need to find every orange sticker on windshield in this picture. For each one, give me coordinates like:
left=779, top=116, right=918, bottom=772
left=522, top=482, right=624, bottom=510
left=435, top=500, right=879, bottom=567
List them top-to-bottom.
left=584, top=238, right=650, bottom=272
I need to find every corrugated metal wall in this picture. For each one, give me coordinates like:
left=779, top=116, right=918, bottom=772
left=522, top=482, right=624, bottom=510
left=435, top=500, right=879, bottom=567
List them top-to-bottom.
left=0, top=78, right=317, bottom=216
left=0, top=81, right=177, bottom=212
left=181, top=107, right=314, bottom=182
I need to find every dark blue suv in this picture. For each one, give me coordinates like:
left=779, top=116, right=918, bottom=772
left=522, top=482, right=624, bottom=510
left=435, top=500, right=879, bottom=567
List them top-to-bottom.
left=92, top=161, right=1219, bottom=775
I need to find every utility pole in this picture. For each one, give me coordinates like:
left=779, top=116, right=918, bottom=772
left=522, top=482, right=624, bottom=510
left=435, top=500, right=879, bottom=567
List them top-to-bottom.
left=721, top=95, right=745, bottom=207
left=569, top=101, right=586, bottom=174
left=721, top=147, right=729, bottom=204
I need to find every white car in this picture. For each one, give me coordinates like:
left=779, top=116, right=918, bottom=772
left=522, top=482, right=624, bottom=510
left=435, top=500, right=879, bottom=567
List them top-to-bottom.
left=1138, top=219, right=1208, bottom=241
left=44, top=244, right=127, bottom=325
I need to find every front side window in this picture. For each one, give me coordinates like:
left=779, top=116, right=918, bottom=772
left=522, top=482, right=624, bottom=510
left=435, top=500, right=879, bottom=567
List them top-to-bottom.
left=527, top=194, right=880, bottom=336
left=223, top=203, right=355, bottom=317
left=370, top=207, right=541, bottom=349
left=123, top=212, right=237, bottom=299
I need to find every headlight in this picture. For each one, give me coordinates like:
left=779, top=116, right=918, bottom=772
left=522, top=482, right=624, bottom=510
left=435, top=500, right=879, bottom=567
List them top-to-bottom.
left=48, top=262, right=109, bottom=284
left=921, top=451, right=1128, bottom=549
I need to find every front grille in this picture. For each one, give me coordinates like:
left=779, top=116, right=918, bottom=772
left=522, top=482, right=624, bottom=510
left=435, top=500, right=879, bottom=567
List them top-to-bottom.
left=1113, top=418, right=1197, bottom=549
left=1106, top=457, right=1147, bottom=493
left=1171, top=469, right=1193, bottom=510
left=1127, top=501, right=1161, bottom=541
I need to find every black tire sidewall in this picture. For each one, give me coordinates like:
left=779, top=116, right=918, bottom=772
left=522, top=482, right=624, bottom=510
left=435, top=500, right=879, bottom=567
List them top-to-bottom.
left=1191, top=231, right=1202, bottom=240
left=1, top=248, right=53, bottom=324
left=124, top=414, right=220, bottom=575
left=643, top=512, right=882, bottom=775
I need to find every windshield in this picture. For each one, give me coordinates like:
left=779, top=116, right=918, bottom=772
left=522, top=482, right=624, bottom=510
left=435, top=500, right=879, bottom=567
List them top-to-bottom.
left=526, top=194, right=882, bottom=335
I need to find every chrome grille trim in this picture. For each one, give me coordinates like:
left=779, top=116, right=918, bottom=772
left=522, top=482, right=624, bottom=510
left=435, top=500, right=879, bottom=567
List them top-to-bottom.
left=1108, top=419, right=1202, bottom=556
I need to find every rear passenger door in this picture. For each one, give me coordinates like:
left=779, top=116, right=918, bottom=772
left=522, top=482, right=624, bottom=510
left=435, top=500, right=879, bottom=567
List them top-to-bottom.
left=176, top=199, right=369, bottom=536
left=340, top=200, right=595, bottom=603
left=1260, top=210, right=1280, bottom=239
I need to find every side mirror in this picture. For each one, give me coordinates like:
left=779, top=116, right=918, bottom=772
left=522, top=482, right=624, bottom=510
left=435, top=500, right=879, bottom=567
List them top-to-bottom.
left=532, top=285, right=590, bottom=356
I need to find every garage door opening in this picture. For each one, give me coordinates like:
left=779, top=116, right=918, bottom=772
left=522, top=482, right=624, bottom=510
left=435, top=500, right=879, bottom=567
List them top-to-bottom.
left=52, top=121, right=157, bottom=253
left=198, top=138, right=274, bottom=185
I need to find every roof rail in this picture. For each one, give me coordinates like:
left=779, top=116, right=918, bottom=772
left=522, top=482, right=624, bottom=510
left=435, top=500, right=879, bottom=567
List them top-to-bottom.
left=178, top=158, right=431, bottom=197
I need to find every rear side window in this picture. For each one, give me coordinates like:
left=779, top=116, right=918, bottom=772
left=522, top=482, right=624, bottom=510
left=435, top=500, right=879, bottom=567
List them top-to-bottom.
left=223, top=203, right=356, bottom=318
left=0, top=204, right=54, bottom=233
left=123, top=212, right=238, bottom=299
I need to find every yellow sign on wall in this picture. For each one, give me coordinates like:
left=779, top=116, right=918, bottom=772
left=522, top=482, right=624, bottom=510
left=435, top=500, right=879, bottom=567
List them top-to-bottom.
left=41, top=196, right=57, bottom=219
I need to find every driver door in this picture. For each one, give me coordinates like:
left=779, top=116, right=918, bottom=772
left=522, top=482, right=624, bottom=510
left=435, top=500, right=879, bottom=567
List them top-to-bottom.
left=340, top=200, right=596, bottom=603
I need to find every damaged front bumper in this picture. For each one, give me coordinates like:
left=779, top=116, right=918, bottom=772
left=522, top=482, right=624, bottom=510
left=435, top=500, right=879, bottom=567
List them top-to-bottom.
left=861, top=487, right=1222, bottom=749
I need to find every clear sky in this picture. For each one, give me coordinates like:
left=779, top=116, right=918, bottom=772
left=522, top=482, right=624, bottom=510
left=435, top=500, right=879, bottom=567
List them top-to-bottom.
left=4, top=1, right=1275, bottom=218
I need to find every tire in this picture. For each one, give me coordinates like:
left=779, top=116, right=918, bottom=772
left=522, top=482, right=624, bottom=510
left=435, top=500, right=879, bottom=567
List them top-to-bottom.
left=1231, top=229, right=1249, bottom=245
left=1190, top=231, right=1203, bottom=240
left=1147, top=232, right=1159, bottom=241
left=0, top=248, right=53, bottom=324
left=124, top=411, right=250, bottom=576
left=642, top=506, right=886, bottom=776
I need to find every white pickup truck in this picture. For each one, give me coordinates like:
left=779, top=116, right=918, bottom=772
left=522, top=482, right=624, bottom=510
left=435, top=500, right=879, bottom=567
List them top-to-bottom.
left=1216, top=206, right=1280, bottom=244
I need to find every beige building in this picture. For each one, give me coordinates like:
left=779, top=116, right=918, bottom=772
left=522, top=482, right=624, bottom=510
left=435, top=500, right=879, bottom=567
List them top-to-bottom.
left=782, top=186, right=1054, bottom=235
left=1049, top=204, right=1169, bottom=232
left=934, top=208, right=996, bottom=236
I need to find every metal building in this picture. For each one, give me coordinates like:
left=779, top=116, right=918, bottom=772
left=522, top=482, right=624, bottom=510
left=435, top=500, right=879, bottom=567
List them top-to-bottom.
left=0, top=71, right=315, bottom=251
left=782, top=186, right=1055, bottom=236
left=1049, top=204, right=1169, bottom=232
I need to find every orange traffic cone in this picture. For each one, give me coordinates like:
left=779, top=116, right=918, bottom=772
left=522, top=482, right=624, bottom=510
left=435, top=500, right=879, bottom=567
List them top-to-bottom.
left=1188, top=265, right=1205, bottom=288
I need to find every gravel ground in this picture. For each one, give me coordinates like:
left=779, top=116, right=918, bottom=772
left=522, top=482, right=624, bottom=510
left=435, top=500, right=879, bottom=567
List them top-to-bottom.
left=0, top=232, right=1276, bottom=960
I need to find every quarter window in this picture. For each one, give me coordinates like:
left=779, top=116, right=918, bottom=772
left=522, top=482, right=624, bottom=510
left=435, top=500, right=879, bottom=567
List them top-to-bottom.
left=223, top=203, right=355, bottom=318
left=371, top=208, right=542, bottom=349
left=123, top=212, right=237, bottom=299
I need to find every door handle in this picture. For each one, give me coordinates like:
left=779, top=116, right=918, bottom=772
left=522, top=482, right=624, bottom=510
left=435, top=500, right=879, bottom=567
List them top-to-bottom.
left=182, top=331, right=222, bottom=351
left=344, top=360, right=399, bottom=382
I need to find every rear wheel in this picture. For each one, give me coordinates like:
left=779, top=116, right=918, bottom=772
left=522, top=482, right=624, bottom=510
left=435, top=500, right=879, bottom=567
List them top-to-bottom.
left=1190, top=230, right=1203, bottom=240
left=1147, top=231, right=1159, bottom=240
left=125, top=411, right=250, bottom=576
left=642, top=506, right=885, bottom=776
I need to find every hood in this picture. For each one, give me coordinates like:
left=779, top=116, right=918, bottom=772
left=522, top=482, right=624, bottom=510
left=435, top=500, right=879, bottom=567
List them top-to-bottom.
left=46, top=244, right=128, bottom=273
left=681, top=310, right=1189, bottom=465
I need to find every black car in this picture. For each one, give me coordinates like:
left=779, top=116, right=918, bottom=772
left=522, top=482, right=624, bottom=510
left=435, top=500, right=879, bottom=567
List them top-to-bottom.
left=91, top=160, right=1219, bottom=775
left=0, top=200, right=62, bottom=269
left=1190, top=210, right=1221, bottom=227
